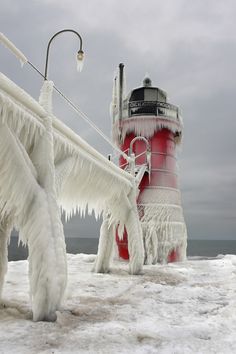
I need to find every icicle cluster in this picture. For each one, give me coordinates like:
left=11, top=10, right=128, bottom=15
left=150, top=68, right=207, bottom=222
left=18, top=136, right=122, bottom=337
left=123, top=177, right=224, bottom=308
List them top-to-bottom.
left=112, top=116, right=183, bottom=146
left=139, top=203, right=187, bottom=264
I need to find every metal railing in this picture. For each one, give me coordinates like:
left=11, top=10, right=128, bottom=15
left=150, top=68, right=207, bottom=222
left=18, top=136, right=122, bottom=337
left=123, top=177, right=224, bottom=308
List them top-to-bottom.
left=128, top=100, right=180, bottom=120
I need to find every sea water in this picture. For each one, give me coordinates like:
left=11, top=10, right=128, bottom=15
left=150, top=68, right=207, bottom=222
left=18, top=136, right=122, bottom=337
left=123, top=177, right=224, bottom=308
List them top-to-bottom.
left=7, top=236, right=236, bottom=261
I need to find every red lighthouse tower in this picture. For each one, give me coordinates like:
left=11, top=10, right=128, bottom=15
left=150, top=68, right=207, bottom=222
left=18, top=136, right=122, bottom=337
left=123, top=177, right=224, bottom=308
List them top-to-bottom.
left=111, top=64, right=187, bottom=264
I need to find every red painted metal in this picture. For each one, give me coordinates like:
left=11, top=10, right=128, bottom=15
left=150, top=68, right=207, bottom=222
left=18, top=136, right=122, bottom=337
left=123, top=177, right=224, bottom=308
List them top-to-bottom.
left=116, top=128, right=179, bottom=262
left=115, top=229, right=129, bottom=260
left=167, top=249, right=179, bottom=262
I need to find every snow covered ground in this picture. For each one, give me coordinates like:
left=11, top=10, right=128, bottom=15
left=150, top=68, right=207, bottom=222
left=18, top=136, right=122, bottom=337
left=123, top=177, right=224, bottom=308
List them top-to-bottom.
left=1, top=253, right=236, bottom=354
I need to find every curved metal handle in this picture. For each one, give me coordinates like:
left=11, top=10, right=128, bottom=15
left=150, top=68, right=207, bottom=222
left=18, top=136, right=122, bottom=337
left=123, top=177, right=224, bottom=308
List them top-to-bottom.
left=130, top=136, right=150, bottom=155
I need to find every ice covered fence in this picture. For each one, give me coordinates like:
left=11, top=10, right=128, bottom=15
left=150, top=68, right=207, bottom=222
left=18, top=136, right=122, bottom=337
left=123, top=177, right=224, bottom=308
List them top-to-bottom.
left=0, top=73, right=143, bottom=321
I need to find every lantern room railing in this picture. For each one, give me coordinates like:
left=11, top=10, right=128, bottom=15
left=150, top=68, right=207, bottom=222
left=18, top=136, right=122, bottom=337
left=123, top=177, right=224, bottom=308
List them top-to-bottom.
left=128, top=100, right=180, bottom=120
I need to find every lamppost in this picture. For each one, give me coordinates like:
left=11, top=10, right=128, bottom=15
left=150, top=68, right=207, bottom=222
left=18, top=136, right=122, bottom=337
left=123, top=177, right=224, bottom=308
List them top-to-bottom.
left=44, top=29, right=84, bottom=80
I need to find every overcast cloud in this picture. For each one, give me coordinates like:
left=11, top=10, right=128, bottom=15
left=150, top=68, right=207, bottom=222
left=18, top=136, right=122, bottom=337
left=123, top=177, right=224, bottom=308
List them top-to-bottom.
left=1, top=0, right=236, bottom=240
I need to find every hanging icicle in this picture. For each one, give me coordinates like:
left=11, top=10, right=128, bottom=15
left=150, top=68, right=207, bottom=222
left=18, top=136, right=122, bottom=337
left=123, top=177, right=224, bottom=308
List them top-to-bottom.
left=112, top=116, right=183, bottom=146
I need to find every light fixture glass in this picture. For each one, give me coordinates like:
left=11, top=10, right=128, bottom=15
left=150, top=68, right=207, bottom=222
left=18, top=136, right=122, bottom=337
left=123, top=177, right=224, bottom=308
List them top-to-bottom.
left=76, top=50, right=84, bottom=72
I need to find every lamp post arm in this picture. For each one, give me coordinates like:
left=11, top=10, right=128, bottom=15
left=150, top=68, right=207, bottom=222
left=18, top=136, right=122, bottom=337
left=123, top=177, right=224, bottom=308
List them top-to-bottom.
left=44, top=29, right=83, bottom=80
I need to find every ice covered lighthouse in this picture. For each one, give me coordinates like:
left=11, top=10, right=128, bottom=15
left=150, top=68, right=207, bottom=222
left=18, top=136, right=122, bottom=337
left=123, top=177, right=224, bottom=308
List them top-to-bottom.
left=111, top=64, right=187, bottom=264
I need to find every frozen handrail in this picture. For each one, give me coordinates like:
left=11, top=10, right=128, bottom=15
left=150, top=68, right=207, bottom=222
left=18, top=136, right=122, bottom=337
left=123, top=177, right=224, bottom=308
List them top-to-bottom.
left=0, top=33, right=28, bottom=66
left=0, top=72, right=134, bottom=183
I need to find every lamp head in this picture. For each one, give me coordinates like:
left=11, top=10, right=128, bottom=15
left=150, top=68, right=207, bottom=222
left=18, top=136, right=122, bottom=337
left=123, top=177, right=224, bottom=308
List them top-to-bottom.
left=77, top=50, right=84, bottom=72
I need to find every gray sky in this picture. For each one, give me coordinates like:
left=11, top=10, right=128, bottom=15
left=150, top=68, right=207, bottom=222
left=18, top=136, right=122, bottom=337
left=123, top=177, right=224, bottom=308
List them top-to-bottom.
left=1, top=0, right=236, bottom=240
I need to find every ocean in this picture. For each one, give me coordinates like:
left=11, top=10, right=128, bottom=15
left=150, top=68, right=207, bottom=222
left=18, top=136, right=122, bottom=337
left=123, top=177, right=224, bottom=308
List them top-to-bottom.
left=7, top=237, right=236, bottom=261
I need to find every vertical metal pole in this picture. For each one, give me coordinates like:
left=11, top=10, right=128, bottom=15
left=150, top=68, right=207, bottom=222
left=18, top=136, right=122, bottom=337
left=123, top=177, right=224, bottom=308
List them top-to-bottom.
left=118, top=63, right=124, bottom=121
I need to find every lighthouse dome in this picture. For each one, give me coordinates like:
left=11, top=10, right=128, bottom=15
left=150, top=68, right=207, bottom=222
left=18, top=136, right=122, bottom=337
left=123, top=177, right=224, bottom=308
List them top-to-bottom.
left=126, top=77, right=181, bottom=120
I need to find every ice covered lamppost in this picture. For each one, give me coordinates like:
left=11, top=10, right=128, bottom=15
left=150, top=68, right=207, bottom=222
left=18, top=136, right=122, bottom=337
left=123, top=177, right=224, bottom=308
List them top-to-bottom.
left=40, top=28, right=84, bottom=111
left=31, top=29, right=84, bottom=320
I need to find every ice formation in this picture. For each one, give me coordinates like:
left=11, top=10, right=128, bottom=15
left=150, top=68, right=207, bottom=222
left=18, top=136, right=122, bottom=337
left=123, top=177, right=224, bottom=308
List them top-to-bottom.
left=0, top=73, right=143, bottom=321
left=0, top=77, right=67, bottom=321
left=112, top=115, right=183, bottom=146
left=139, top=203, right=187, bottom=264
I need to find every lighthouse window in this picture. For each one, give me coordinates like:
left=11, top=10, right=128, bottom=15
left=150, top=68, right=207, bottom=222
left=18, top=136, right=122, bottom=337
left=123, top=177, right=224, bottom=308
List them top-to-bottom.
left=130, top=89, right=144, bottom=101
left=144, top=89, right=157, bottom=101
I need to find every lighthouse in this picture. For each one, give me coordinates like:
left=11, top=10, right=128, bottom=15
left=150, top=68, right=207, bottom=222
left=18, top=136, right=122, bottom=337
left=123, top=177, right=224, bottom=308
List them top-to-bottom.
left=111, top=64, right=187, bottom=264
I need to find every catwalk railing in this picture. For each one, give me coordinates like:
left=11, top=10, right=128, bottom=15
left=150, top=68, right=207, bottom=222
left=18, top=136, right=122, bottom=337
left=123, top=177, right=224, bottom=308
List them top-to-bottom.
left=129, top=100, right=180, bottom=120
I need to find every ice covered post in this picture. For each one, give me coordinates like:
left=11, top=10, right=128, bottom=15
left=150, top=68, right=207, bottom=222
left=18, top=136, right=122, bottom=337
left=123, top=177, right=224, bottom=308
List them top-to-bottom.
left=111, top=64, right=187, bottom=264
